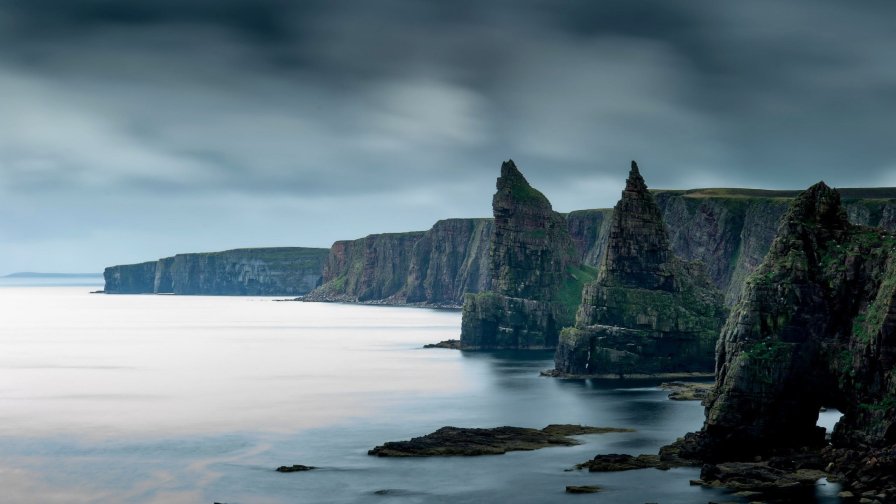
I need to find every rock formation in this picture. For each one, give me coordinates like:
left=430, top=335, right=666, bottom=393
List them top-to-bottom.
left=460, top=160, right=596, bottom=349
left=553, top=162, right=726, bottom=375
left=104, top=181, right=896, bottom=307
left=673, top=182, right=896, bottom=497
left=403, top=218, right=494, bottom=304
left=307, top=219, right=494, bottom=305
left=302, top=232, right=426, bottom=302
left=104, top=247, right=328, bottom=295
left=103, top=261, right=158, bottom=294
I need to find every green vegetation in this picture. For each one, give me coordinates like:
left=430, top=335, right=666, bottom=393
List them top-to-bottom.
left=507, top=179, right=550, bottom=204
left=555, top=264, right=598, bottom=316
left=743, top=339, right=792, bottom=361
left=859, top=398, right=896, bottom=412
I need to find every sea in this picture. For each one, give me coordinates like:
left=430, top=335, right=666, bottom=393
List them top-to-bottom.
left=0, top=280, right=845, bottom=503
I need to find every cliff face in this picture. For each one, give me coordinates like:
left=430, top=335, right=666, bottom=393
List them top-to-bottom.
left=460, top=160, right=595, bottom=349
left=554, top=163, right=726, bottom=374
left=678, top=182, right=896, bottom=463
left=654, top=190, right=896, bottom=306
left=566, top=209, right=614, bottom=267
left=403, top=218, right=494, bottom=304
left=304, top=232, right=426, bottom=302
left=104, top=248, right=328, bottom=296
left=169, top=248, right=327, bottom=295
left=153, top=256, right=175, bottom=293
left=103, top=261, right=158, bottom=293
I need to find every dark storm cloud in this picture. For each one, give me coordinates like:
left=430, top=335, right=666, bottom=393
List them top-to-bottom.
left=1, top=0, right=896, bottom=271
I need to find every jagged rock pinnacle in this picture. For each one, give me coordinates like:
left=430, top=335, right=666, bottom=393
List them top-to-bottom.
left=498, top=159, right=529, bottom=189
left=601, top=161, right=673, bottom=290
left=626, top=161, right=647, bottom=192
left=789, top=180, right=848, bottom=231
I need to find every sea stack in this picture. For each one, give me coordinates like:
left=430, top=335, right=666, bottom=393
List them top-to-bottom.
left=460, top=160, right=596, bottom=349
left=553, top=161, right=726, bottom=375
left=677, top=182, right=896, bottom=465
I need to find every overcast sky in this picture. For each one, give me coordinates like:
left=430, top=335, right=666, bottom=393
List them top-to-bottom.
left=2, top=0, right=895, bottom=273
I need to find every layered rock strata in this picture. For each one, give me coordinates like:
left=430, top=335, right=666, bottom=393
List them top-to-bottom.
left=460, top=160, right=596, bottom=349
left=554, top=162, right=726, bottom=375
left=673, top=182, right=896, bottom=498
left=302, top=232, right=425, bottom=302
left=104, top=247, right=328, bottom=295
left=103, top=261, right=158, bottom=294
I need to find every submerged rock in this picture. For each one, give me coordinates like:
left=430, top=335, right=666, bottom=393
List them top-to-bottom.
left=461, top=160, right=595, bottom=349
left=553, top=162, right=727, bottom=376
left=368, top=424, right=632, bottom=457
left=276, top=464, right=316, bottom=472
left=564, top=485, right=602, bottom=494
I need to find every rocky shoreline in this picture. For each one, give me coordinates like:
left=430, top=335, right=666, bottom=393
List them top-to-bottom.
left=540, top=369, right=714, bottom=380
left=368, top=424, right=633, bottom=457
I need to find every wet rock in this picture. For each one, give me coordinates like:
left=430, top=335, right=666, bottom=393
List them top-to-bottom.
left=423, top=339, right=461, bottom=349
left=369, top=424, right=630, bottom=457
left=576, top=453, right=669, bottom=472
left=275, top=464, right=316, bottom=472
left=565, top=485, right=602, bottom=494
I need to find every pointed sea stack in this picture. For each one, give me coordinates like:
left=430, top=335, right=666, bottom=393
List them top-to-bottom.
left=460, top=160, right=596, bottom=349
left=553, top=162, right=726, bottom=375
left=675, top=182, right=896, bottom=472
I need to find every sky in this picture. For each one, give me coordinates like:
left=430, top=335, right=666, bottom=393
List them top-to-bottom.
left=2, top=0, right=896, bottom=273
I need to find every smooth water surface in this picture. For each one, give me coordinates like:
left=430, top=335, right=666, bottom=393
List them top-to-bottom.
left=0, top=286, right=840, bottom=503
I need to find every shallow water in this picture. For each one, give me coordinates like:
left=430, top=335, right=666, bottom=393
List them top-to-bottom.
left=0, top=285, right=841, bottom=503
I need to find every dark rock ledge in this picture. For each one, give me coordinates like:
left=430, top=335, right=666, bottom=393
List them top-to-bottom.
left=368, top=424, right=634, bottom=457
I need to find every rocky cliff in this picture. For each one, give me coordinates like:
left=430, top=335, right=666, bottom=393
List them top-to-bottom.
left=460, top=160, right=595, bottom=349
left=554, top=162, right=726, bottom=374
left=674, top=182, right=896, bottom=495
left=654, top=189, right=896, bottom=306
left=566, top=209, right=614, bottom=267
left=403, top=218, right=494, bottom=304
left=302, top=232, right=426, bottom=302
left=104, top=247, right=328, bottom=295
left=104, top=261, right=158, bottom=294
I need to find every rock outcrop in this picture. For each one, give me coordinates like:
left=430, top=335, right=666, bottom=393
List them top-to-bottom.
left=460, top=160, right=596, bottom=349
left=553, top=162, right=726, bottom=375
left=673, top=182, right=896, bottom=498
left=655, top=189, right=896, bottom=306
left=403, top=218, right=494, bottom=304
left=305, top=220, right=494, bottom=306
left=301, top=232, right=425, bottom=302
left=104, top=247, right=328, bottom=295
left=103, top=261, right=158, bottom=294
left=368, top=424, right=631, bottom=457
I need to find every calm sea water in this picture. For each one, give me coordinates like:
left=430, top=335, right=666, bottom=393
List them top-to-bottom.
left=0, top=284, right=843, bottom=503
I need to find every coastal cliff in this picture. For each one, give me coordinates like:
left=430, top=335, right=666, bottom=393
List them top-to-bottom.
left=460, top=160, right=595, bottom=349
left=554, top=163, right=726, bottom=374
left=673, top=182, right=896, bottom=497
left=104, top=184, right=895, bottom=307
left=403, top=218, right=494, bottom=304
left=302, top=232, right=426, bottom=302
left=104, top=247, right=328, bottom=295
left=104, top=261, right=158, bottom=294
